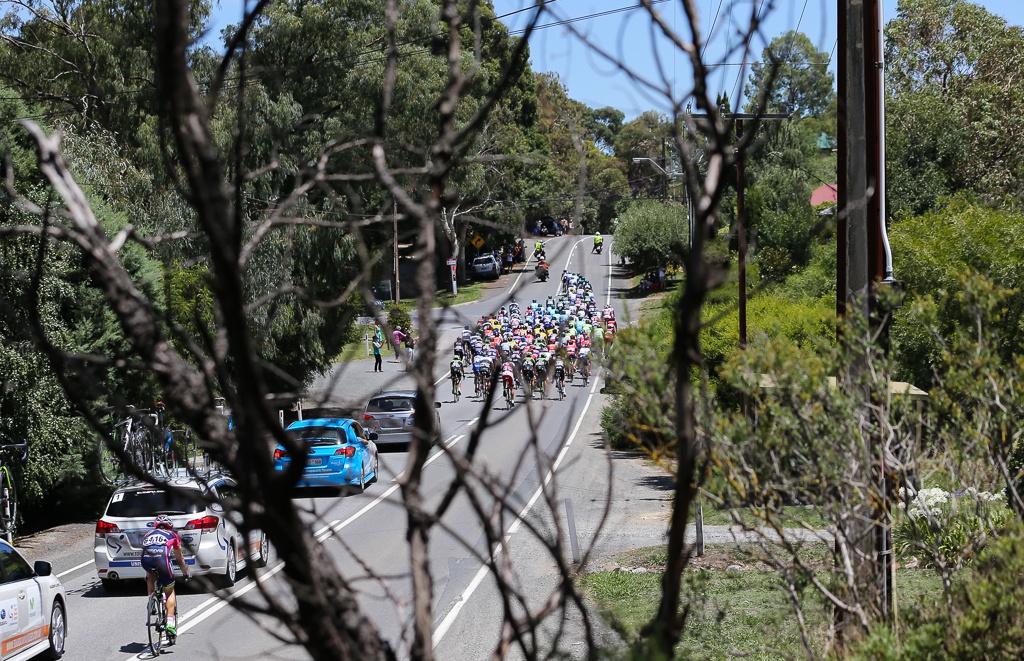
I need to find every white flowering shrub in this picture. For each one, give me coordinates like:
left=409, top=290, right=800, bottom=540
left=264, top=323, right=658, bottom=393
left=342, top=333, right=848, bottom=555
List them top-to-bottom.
left=893, top=486, right=1014, bottom=568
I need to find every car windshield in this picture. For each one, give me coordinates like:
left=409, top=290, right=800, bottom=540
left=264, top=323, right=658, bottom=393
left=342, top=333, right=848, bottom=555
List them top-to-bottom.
left=473, top=258, right=491, bottom=265
left=366, top=396, right=414, bottom=413
left=286, top=427, right=345, bottom=446
left=106, top=488, right=204, bottom=518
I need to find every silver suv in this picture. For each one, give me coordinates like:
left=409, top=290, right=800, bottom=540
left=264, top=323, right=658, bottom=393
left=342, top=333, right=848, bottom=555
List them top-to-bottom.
left=362, top=390, right=441, bottom=447
left=94, top=471, right=268, bottom=589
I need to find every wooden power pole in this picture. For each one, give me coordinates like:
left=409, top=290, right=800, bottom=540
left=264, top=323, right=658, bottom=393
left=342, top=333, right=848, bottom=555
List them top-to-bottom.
left=836, top=0, right=893, bottom=639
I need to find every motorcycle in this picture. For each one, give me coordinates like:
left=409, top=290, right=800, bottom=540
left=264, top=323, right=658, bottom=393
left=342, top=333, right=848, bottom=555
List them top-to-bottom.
left=594, top=243, right=603, bottom=255
left=533, top=248, right=546, bottom=260
left=535, top=264, right=549, bottom=282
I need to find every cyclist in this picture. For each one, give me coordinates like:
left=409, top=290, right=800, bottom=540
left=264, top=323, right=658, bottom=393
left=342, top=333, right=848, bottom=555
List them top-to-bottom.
left=592, top=232, right=603, bottom=253
left=578, top=346, right=592, bottom=382
left=521, top=354, right=536, bottom=393
left=478, top=355, right=493, bottom=394
left=450, top=356, right=465, bottom=397
left=553, top=359, right=566, bottom=396
left=501, top=362, right=517, bottom=406
left=141, top=515, right=191, bottom=637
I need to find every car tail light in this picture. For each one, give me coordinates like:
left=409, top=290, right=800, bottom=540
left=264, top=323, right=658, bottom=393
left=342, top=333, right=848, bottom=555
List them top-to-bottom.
left=362, top=414, right=374, bottom=420
left=334, top=446, right=356, bottom=458
left=274, top=447, right=286, bottom=461
left=184, top=515, right=219, bottom=531
left=95, top=520, right=120, bottom=537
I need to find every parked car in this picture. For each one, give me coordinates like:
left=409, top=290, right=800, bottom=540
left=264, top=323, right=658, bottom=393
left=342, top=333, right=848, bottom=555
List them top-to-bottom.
left=471, top=254, right=500, bottom=280
left=361, top=391, right=441, bottom=447
left=273, top=418, right=379, bottom=491
left=94, top=472, right=268, bottom=589
left=0, top=539, right=66, bottom=660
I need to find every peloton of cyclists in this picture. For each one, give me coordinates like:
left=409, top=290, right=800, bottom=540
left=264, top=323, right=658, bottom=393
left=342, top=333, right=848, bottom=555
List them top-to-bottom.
left=446, top=270, right=617, bottom=405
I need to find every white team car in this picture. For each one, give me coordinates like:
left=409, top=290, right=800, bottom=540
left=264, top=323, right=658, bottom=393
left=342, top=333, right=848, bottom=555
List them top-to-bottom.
left=93, top=472, right=268, bottom=589
left=0, top=539, right=66, bottom=660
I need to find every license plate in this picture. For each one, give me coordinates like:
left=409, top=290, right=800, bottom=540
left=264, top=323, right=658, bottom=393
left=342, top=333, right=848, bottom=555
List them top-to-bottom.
left=379, top=419, right=403, bottom=429
left=307, top=457, right=324, bottom=466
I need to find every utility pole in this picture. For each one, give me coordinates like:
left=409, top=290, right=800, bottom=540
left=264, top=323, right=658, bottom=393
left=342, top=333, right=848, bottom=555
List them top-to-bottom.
left=836, top=0, right=893, bottom=639
left=724, top=113, right=788, bottom=417
left=393, top=201, right=400, bottom=304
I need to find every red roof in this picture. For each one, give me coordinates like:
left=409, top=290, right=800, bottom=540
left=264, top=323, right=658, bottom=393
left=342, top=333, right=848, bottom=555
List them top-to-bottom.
left=810, top=183, right=838, bottom=207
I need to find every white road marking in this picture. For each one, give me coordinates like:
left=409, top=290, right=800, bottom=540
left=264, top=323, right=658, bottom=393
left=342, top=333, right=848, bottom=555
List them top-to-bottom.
left=555, top=238, right=588, bottom=297
left=432, top=375, right=602, bottom=646
left=121, top=430, right=475, bottom=658
left=314, top=433, right=467, bottom=543
left=56, top=559, right=92, bottom=578
left=125, top=561, right=288, bottom=659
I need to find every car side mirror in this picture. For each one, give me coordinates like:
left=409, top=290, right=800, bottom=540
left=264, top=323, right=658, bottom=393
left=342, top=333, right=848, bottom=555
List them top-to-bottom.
left=434, top=402, right=442, bottom=409
left=368, top=432, right=379, bottom=441
left=33, top=561, right=52, bottom=577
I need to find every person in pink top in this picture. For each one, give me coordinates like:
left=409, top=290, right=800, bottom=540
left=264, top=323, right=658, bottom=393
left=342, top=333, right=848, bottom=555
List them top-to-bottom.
left=392, top=327, right=406, bottom=361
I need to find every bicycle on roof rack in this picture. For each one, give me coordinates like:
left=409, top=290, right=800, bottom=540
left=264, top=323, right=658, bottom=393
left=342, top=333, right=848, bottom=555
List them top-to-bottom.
left=98, top=403, right=208, bottom=484
left=0, top=443, right=28, bottom=543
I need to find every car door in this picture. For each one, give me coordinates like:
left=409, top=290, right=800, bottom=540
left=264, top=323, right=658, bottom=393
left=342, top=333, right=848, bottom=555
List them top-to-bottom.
left=350, top=423, right=373, bottom=475
left=0, top=542, right=45, bottom=657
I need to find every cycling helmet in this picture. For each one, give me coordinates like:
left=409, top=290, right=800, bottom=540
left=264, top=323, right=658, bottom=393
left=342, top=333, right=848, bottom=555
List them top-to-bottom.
left=154, top=515, right=174, bottom=530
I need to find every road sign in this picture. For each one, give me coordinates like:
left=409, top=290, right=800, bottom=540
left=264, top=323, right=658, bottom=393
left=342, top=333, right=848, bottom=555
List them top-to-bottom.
left=470, top=235, right=485, bottom=249
left=446, top=258, right=457, bottom=266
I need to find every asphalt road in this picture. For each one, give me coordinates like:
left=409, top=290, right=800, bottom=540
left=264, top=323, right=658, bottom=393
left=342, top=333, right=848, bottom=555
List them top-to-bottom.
left=34, top=234, right=653, bottom=661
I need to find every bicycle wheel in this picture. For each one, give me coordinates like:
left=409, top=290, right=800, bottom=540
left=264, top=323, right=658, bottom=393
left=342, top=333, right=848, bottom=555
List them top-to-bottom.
left=129, top=426, right=154, bottom=475
left=98, top=427, right=125, bottom=484
left=0, top=474, right=17, bottom=536
left=147, top=594, right=165, bottom=655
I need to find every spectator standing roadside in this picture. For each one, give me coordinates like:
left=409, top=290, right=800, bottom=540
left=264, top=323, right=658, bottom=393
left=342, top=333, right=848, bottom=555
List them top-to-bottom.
left=658, top=266, right=666, bottom=290
left=373, top=322, right=384, bottom=344
left=392, top=326, right=406, bottom=361
left=404, top=333, right=416, bottom=370
left=372, top=336, right=383, bottom=372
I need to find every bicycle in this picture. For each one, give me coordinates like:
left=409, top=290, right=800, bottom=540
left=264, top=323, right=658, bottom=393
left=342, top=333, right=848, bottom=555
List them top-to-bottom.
left=451, top=371, right=463, bottom=403
left=555, top=374, right=565, bottom=400
left=503, top=380, right=515, bottom=409
left=98, top=407, right=155, bottom=484
left=0, top=443, right=27, bottom=543
left=146, top=586, right=174, bottom=654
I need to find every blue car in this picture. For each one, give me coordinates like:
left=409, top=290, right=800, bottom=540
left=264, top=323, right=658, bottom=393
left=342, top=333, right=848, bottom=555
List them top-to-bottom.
left=274, top=418, right=379, bottom=491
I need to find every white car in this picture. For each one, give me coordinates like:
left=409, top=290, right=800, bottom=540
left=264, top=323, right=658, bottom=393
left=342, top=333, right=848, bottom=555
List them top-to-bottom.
left=94, top=472, right=268, bottom=589
left=0, top=539, right=66, bottom=660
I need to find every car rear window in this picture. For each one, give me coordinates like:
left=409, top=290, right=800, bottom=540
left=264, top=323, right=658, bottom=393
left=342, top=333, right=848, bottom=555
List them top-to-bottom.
left=473, top=258, right=491, bottom=265
left=366, top=396, right=414, bottom=413
left=286, top=426, right=345, bottom=446
left=106, top=488, right=204, bottom=517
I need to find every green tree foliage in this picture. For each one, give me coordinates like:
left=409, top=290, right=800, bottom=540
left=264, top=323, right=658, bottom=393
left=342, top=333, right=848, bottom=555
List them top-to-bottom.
left=0, top=0, right=214, bottom=158
left=886, top=0, right=1024, bottom=216
left=743, top=31, right=834, bottom=118
left=616, top=111, right=674, bottom=201
left=889, top=197, right=1024, bottom=390
left=611, top=200, right=687, bottom=271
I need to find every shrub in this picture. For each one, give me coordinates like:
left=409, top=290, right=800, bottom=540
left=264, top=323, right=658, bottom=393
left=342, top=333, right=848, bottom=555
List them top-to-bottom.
left=384, top=303, right=412, bottom=334
left=892, top=486, right=1014, bottom=569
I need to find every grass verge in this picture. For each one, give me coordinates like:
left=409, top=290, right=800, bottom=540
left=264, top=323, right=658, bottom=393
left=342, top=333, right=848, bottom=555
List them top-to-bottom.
left=700, top=504, right=829, bottom=529
left=577, top=543, right=944, bottom=660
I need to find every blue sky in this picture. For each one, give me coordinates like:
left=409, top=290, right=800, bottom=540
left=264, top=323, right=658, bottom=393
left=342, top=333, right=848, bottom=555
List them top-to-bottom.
left=208, top=0, right=1024, bottom=119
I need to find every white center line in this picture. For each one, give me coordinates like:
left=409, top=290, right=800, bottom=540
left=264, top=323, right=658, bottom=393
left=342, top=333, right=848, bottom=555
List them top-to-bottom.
left=432, top=374, right=602, bottom=647
left=121, top=428, right=477, bottom=658
left=55, top=559, right=92, bottom=578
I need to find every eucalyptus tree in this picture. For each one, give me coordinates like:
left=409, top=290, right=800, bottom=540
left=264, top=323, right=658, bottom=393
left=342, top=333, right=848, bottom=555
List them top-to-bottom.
left=885, top=0, right=1024, bottom=216
left=1, top=2, right=833, bottom=661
